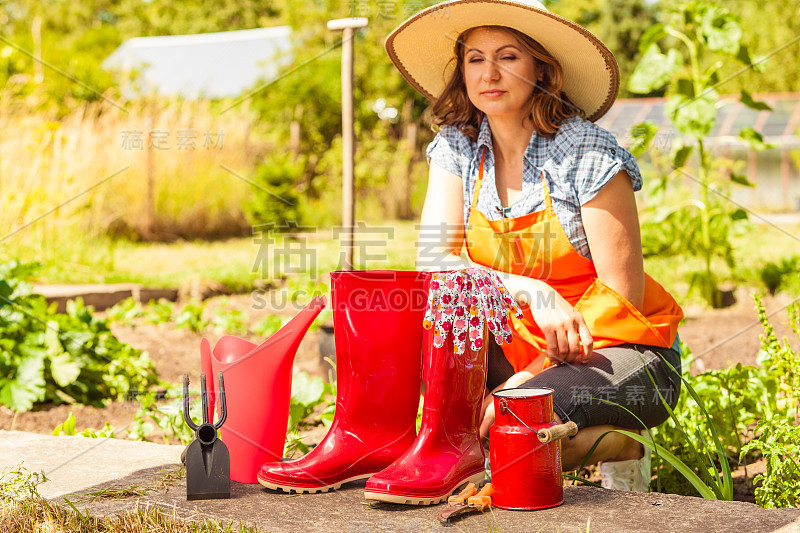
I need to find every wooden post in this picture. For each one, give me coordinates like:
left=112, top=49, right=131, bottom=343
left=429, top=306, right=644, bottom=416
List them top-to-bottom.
left=32, top=16, right=43, bottom=83
left=327, top=18, right=368, bottom=271
left=402, top=97, right=417, bottom=220
left=290, top=104, right=303, bottom=160
left=145, top=115, right=154, bottom=239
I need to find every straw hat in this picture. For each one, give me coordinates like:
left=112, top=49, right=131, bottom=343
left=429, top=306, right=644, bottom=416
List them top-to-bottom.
left=385, top=0, right=620, bottom=122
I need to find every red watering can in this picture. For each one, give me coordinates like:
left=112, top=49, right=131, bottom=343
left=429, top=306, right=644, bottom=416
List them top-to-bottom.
left=200, top=296, right=327, bottom=483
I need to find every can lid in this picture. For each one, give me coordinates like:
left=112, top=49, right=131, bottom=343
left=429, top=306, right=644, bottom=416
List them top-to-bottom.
left=493, top=387, right=553, bottom=399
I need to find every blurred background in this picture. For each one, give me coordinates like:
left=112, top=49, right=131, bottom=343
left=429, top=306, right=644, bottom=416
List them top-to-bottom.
left=1, top=0, right=799, bottom=299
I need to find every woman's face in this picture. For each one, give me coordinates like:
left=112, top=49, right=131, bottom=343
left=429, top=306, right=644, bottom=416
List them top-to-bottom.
left=462, top=27, right=540, bottom=123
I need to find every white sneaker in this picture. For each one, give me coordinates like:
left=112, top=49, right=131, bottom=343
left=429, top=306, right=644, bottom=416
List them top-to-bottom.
left=600, top=449, right=651, bottom=492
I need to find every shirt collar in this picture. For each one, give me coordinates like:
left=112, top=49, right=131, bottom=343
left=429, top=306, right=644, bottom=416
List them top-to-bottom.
left=475, top=115, right=542, bottom=166
left=476, top=116, right=493, bottom=155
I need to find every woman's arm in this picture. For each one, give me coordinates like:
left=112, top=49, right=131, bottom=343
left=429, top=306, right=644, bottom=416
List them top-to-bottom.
left=415, top=160, right=471, bottom=270
left=417, top=161, right=592, bottom=364
left=580, top=170, right=645, bottom=311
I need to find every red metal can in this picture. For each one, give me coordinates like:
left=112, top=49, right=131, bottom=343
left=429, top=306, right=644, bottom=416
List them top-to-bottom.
left=490, top=387, right=564, bottom=510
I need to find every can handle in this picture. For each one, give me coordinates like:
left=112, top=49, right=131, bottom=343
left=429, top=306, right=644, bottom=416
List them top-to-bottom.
left=498, top=398, right=579, bottom=443
left=537, top=421, right=578, bottom=443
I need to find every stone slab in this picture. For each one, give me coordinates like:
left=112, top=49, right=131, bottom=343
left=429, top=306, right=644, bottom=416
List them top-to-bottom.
left=33, top=284, right=178, bottom=312
left=0, top=430, right=183, bottom=499
left=3, top=431, right=799, bottom=532
left=79, top=479, right=800, bottom=533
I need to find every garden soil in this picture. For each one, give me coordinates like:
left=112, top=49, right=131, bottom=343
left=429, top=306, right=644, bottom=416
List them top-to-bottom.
left=1, top=287, right=797, bottom=503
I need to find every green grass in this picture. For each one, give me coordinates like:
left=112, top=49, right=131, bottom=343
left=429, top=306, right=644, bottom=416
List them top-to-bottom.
left=5, top=218, right=799, bottom=309
left=2, top=220, right=419, bottom=289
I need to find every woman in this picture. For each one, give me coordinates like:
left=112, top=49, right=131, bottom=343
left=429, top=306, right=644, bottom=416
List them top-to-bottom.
left=386, top=0, right=684, bottom=491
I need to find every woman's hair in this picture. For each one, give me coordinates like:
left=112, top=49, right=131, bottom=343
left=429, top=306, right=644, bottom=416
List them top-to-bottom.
left=430, top=26, right=584, bottom=140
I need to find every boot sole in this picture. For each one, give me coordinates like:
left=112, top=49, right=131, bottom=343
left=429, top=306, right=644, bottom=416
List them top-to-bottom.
left=363, top=471, right=486, bottom=505
left=257, top=473, right=373, bottom=494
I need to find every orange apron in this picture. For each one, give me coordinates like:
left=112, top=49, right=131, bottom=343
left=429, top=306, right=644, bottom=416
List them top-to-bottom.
left=465, top=148, right=684, bottom=374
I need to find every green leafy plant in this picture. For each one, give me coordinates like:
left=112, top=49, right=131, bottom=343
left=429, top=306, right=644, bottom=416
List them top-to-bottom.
left=630, top=0, right=771, bottom=307
left=243, top=152, right=307, bottom=231
left=758, top=256, right=800, bottom=296
left=0, top=260, right=158, bottom=411
left=605, top=294, right=799, bottom=507
left=739, top=294, right=800, bottom=508
left=105, top=297, right=144, bottom=325
left=142, top=299, right=174, bottom=325
left=174, top=301, right=209, bottom=333
left=210, top=308, right=249, bottom=335
left=252, top=315, right=286, bottom=338
left=582, top=343, right=754, bottom=500
left=651, top=352, right=777, bottom=496
left=283, top=372, right=335, bottom=458
left=287, top=372, right=331, bottom=429
left=585, top=385, right=732, bottom=499
left=127, top=388, right=199, bottom=445
left=52, top=412, right=116, bottom=439
left=741, top=418, right=800, bottom=508
left=0, top=464, right=48, bottom=499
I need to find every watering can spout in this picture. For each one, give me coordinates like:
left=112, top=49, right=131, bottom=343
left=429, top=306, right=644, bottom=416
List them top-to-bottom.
left=257, top=294, right=328, bottom=366
left=204, top=295, right=328, bottom=483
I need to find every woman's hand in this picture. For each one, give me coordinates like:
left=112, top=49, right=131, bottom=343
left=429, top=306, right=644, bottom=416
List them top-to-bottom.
left=519, top=278, right=593, bottom=365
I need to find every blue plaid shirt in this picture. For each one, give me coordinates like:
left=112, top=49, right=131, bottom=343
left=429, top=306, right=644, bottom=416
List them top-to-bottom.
left=425, top=115, right=643, bottom=261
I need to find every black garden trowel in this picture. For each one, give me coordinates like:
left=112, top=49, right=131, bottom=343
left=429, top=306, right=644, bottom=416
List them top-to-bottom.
left=183, top=372, right=230, bottom=500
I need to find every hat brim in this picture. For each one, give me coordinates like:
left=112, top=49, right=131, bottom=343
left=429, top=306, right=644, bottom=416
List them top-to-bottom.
left=385, top=0, right=619, bottom=122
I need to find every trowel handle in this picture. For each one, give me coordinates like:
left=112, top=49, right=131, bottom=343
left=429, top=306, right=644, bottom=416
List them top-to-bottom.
left=213, top=371, right=227, bottom=430
left=537, top=421, right=578, bottom=443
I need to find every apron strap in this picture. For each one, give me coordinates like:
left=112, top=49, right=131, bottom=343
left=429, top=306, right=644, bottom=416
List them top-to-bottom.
left=471, top=146, right=486, bottom=210
left=473, top=146, right=552, bottom=213
left=541, top=170, right=553, bottom=211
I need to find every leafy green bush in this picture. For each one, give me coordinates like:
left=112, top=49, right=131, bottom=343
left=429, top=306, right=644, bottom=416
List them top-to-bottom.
left=243, top=152, right=307, bottom=231
left=758, top=256, right=800, bottom=296
left=0, top=260, right=158, bottom=411
left=640, top=295, right=799, bottom=507
left=740, top=295, right=800, bottom=508
left=106, top=297, right=144, bottom=325
left=142, top=299, right=174, bottom=325
left=174, top=301, right=209, bottom=334
left=210, top=307, right=248, bottom=335
left=577, top=340, right=774, bottom=498
left=652, top=349, right=776, bottom=490
left=284, top=372, right=335, bottom=458
left=126, top=389, right=199, bottom=445
left=742, top=418, right=800, bottom=508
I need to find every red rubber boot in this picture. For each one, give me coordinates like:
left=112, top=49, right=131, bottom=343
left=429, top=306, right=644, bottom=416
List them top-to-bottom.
left=257, top=270, right=428, bottom=493
left=363, top=326, right=488, bottom=505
